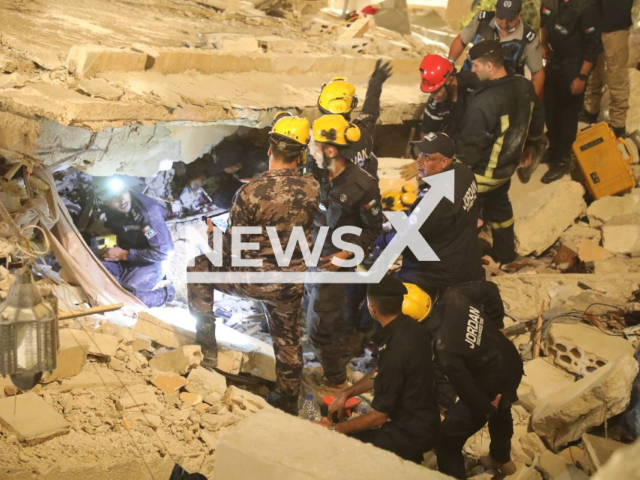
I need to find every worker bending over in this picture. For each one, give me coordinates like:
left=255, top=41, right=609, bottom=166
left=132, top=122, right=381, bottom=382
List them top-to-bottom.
left=92, top=175, right=175, bottom=308
left=319, top=275, right=439, bottom=463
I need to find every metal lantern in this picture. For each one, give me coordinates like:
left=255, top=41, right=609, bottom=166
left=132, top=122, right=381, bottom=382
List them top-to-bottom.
left=0, top=269, right=59, bottom=390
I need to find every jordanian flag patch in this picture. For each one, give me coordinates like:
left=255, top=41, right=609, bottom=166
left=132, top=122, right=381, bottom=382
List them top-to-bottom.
left=541, top=7, right=551, bottom=15
left=584, top=26, right=595, bottom=34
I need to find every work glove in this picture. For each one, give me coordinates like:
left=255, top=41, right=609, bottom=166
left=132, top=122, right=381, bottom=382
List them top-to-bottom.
left=369, top=59, right=393, bottom=87
left=400, top=162, right=418, bottom=181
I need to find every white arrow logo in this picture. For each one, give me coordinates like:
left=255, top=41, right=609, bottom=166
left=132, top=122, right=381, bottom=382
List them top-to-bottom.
left=187, top=169, right=455, bottom=284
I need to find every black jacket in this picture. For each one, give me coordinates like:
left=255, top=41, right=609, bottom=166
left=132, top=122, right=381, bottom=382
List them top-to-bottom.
left=541, top=0, right=602, bottom=80
left=599, top=0, right=633, bottom=33
left=350, top=73, right=385, bottom=178
left=459, top=74, right=545, bottom=191
left=307, top=161, right=382, bottom=256
left=377, top=162, right=484, bottom=294
left=426, top=281, right=523, bottom=420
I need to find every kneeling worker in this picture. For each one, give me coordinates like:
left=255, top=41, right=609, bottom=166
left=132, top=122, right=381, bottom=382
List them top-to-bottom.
left=92, top=175, right=175, bottom=307
left=318, top=276, right=440, bottom=464
left=427, top=280, right=524, bottom=478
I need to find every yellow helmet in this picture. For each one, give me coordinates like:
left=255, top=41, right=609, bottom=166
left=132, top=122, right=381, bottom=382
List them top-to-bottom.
left=318, top=77, right=359, bottom=115
left=269, top=112, right=311, bottom=151
left=312, top=114, right=361, bottom=146
left=402, top=183, right=417, bottom=193
left=382, top=191, right=405, bottom=211
left=401, top=192, right=417, bottom=207
left=402, top=283, right=432, bottom=322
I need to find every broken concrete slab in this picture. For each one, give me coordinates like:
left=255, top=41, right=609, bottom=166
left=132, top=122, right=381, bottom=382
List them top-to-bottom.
left=337, top=17, right=371, bottom=40
left=208, top=34, right=260, bottom=53
left=130, top=43, right=160, bottom=59
left=67, top=45, right=148, bottom=79
left=0, top=72, right=27, bottom=89
left=77, top=78, right=124, bottom=101
left=514, top=181, right=586, bottom=256
left=587, top=190, right=640, bottom=227
left=560, top=224, right=602, bottom=251
left=602, top=225, right=640, bottom=253
left=577, top=240, right=612, bottom=262
left=594, top=257, right=640, bottom=274
left=134, top=311, right=195, bottom=348
left=544, top=323, right=635, bottom=376
left=216, top=324, right=276, bottom=382
left=41, top=328, right=89, bottom=383
left=65, top=328, right=119, bottom=359
left=131, top=338, right=153, bottom=352
left=149, top=345, right=202, bottom=375
left=216, top=349, right=243, bottom=375
left=532, top=355, right=638, bottom=450
left=518, top=358, right=575, bottom=411
left=185, top=366, right=227, bottom=405
left=151, top=373, right=188, bottom=395
left=116, top=385, right=162, bottom=411
left=224, top=385, right=272, bottom=417
left=0, top=392, right=70, bottom=444
left=180, top=392, right=203, bottom=406
left=215, top=410, right=451, bottom=479
left=520, top=432, right=549, bottom=460
left=582, top=433, right=627, bottom=470
left=591, top=437, right=640, bottom=480
left=559, top=446, right=593, bottom=476
left=538, top=451, right=589, bottom=480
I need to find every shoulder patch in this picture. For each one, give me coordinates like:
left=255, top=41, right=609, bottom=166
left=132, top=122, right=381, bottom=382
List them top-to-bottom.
left=541, top=6, right=551, bottom=16
left=478, top=10, right=488, bottom=20
left=525, top=30, right=536, bottom=42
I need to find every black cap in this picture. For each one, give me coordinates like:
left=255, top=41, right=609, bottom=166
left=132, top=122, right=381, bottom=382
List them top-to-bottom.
left=495, top=0, right=521, bottom=20
left=469, top=39, right=502, bottom=61
left=410, top=132, right=455, bottom=158
left=367, top=275, right=408, bottom=298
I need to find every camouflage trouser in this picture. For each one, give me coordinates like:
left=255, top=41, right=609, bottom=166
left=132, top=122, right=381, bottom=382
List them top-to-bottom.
left=187, top=253, right=305, bottom=397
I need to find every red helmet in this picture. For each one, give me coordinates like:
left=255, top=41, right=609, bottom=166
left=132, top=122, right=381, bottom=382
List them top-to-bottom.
left=419, top=54, right=455, bottom=93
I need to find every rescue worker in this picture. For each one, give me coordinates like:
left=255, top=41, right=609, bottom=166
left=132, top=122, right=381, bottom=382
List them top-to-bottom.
left=448, top=0, right=545, bottom=97
left=539, top=0, right=601, bottom=184
left=580, top=0, right=633, bottom=138
left=459, top=40, right=545, bottom=264
left=316, top=60, right=393, bottom=178
left=187, top=114, right=320, bottom=414
left=306, top=114, right=383, bottom=391
left=377, top=133, right=483, bottom=301
left=92, top=175, right=175, bottom=308
left=319, top=276, right=440, bottom=463
left=428, top=280, right=523, bottom=479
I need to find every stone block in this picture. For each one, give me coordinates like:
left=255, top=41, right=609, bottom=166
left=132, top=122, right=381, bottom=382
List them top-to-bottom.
left=337, top=17, right=371, bottom=40
left=209, top=34, right=260, bottom=53
left=67, top=45, right=148, bottom=79
left=77, top=78, right=123, bottom=101
left=513, top=181, right=586, bottom=256
left=587, top=190, right=640, bottom=227
left=560, top=224, right=602, bottom=251
left=602, top=225, right=640, bottom=253
left=577, top=240, right=612, bottom=262
left=594, top=257, right=640, bottom=274
left=134, top=311, right=195, bottom=348
left=544, top=323, right=635, bottom=376
left=41, top=328, right=89, bottom=383
left=65, top=328, right=119, bottom=359
left=131, top=338, right=153, bottom=352
left=149, top=345, right=202, bottom=375
left=217, top=349, right=243, bottom=375
left=532, top=356, right=638, bottom=450
left=518, top=358, right=575, bottom=411
left=185, top=366, right=227, bottom=405
left=151, top=373, right=188, bottom=395
left=116, top=385, right=162, bottom=411
left=224, top=386, right=272, bottom=416
left=0, top=392, right=70, bottom=444
left=180, top=392, right=203, bottom=406
left=215, top=410, right=452, bottom=479
left=201, top=412, right=238, bottom=432
left=520, top=432, right=549, bottom=460
left=582, top=433, right=627, bottom=469
left=591, top=437, right=640, bottom=480
left=558, top=446, right=593, bottom=476
left=538, top=451, right=589, bottom=480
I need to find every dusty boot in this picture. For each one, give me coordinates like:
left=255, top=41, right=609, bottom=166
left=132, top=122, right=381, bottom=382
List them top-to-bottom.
left=578, top=108, right=599, bottom=124
left=611, top=125, right=627, bottom=138
left=541, top=155, right=573, bottom=184
left=267, top=391, right=299, bottom=416
left=490, top=457, right=517, bottom=476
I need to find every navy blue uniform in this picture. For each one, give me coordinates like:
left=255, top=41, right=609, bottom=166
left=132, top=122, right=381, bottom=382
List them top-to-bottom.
left=101, top=190, right=175, bottom=307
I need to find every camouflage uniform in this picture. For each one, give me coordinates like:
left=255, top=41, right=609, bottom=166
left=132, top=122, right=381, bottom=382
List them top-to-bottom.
left=188, top=169, right=320, bottom=397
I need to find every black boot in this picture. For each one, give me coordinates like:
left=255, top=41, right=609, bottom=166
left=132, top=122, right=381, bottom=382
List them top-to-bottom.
left=578, top=108, right=599, bottom=124
left=611, top=125, right=627, bottom=138
left=542, top=154, right=573, bottom=184
left=267, top=391, right=299, bottom=416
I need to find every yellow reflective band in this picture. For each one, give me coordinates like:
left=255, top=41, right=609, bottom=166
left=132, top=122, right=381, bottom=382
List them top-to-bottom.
left=484, top=114, right=510, bottom=179
left=474, top=174, right=509, bottom=193
left=488, top=217, right=515, bottom=229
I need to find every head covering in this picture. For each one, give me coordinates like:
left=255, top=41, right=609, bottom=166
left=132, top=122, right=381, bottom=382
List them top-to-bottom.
left=495, top=0, right=521, bottom=20
left=469, top=39, right=502, bottom=61
left=410, top=132, right=455, bottom=158
left=92, top=175, right=130, bottom=200
left=367, top=275, right=408, bottom=298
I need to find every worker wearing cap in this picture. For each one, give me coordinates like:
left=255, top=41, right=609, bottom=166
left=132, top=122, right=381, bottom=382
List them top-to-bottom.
left=449, top=0, right=545, bottom=97
left=539, top=0, right=601, bottom=184
left=580, top=0, right=633, bottom=138
left=459, top=40, right=545, bottom=264
left=316, top=60, right=393, bottom=178
left=187, top=113, right=320, bottom=414
left=306, top=114, right=383, bottom=392
left=377, top=133, right=483, bottom=302
left=92, top=175, right=175, bottom=308
left=319, top=276, right=439, bottom=464
left=428, top=280, right=524, bottom=478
